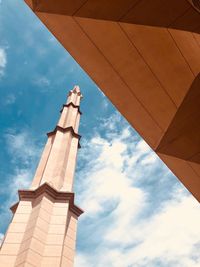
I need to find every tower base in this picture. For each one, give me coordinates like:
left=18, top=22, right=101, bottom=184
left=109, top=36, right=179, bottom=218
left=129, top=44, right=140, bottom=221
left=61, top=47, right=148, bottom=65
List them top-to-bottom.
left=0, top=183, right=83, bottom=267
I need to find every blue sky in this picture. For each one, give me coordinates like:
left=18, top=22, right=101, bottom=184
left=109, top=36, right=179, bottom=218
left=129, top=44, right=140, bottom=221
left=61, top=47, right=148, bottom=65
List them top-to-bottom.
left=0, top=1, right=200, bottom=266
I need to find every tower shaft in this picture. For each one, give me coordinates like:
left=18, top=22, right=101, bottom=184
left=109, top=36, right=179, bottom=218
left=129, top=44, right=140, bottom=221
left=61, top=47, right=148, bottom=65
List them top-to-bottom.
left=0, top=86, right=83, bottom=267
left=31, top=86, right=82, bottom=192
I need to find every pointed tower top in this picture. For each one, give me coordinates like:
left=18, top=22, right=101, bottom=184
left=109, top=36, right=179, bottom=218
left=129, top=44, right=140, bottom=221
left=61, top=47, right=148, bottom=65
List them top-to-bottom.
left=67, top=85, right=83, bottom=106
left=68, top=85, right=83, bottom=98
left=73, top=85, right=81, bottom=93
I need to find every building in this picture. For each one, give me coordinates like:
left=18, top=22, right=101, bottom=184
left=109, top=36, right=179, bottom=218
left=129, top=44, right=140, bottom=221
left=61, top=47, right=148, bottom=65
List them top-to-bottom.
left=24, top=0, right=200, bottom=202
left=0, top=87, right=83, bottom=267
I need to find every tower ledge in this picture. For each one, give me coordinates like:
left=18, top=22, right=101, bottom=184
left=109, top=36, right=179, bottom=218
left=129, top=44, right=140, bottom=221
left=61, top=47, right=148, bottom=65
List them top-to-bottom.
left=60, top=102, right=82, bottom=115
left=47, top=125, right=81, bottom=148
left=10, top=182, right=84, bottom=217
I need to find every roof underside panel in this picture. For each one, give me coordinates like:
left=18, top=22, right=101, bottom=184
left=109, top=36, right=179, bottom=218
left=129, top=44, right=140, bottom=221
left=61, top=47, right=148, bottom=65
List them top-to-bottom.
left=25, top=0, right=200, bottom=202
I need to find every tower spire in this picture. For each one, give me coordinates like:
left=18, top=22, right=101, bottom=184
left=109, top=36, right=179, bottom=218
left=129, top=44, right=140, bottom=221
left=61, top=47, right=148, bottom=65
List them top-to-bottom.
left=31, top=85, right=83, bottom=192
left=67, top=85, right=83, bottom=106
left=0, top=86, right=83, bottom=267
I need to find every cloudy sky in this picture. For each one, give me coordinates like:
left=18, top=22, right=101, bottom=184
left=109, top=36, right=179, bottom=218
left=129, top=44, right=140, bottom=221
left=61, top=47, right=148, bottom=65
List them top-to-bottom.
left=0, top=1, right=200, bottom=266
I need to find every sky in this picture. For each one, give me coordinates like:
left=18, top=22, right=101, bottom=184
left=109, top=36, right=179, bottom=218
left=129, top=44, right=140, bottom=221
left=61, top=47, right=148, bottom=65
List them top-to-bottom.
left=0, top=1, right=200, bottom=267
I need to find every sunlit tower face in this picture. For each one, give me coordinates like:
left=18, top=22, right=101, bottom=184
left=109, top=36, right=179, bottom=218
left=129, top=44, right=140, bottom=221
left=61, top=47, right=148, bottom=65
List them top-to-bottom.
left=0, top=86, right=83, bottom=267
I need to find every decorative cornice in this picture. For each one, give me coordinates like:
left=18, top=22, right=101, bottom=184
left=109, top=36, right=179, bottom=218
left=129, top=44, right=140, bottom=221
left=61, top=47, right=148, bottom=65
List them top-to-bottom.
left=60, top=102, right=82, bottom=115
left=47, top=125, right=81, bottom=139
left=47, top=126, right=81, bottom=148
left=10, top=183, right=84, bottom=217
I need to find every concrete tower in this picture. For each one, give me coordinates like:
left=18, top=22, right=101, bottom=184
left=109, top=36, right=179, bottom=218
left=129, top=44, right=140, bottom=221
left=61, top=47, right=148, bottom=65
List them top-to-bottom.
left=0, top=86, right=83, bottom=267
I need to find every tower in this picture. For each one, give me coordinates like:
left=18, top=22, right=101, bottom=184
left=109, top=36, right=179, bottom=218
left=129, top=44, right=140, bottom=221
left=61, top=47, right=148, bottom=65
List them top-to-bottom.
left=0, top=86, right=83, bottom=267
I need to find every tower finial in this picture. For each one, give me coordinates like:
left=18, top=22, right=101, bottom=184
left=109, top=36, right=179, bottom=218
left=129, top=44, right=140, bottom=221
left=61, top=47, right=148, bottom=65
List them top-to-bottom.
left=67, top=85, right=83, bottom=105
left=69, top=85, right=83, bottom=97
left=73, top=85, right=81, bottom=93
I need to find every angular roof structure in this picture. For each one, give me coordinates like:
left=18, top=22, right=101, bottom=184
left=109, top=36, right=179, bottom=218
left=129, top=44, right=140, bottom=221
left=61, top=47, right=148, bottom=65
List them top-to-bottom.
left=25, top=0, right=200, bottom=201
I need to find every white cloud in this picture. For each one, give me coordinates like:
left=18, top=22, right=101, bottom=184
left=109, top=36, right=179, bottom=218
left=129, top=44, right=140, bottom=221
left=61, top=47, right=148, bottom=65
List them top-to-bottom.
left=0, top=48, right=7, bottom=77
left=33, top=76, right=50, bottom=88
left=4, top=94, right=16, bottom=105
left=102, top=98, right=109, bottom=110
left=75, top=112, right=200, bottom=267
left=0, top=130, right=42, bottom=232
left=4, top=130, right=42, bottom=191
left=4, top=130, right=42, bottom=189
left=5, top=131, right=41, bottom=166
left=136, top=139, right=151, bottom=154
left=140, top=153, right=158, bottom=165
left=10, top=168, right=34, bottom=196
left=101, top=194, right=200, bottom=267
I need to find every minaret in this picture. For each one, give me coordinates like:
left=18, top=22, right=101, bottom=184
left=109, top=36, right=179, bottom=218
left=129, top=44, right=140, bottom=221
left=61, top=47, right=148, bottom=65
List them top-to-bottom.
left=0, top=86, right=83, bottom=267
